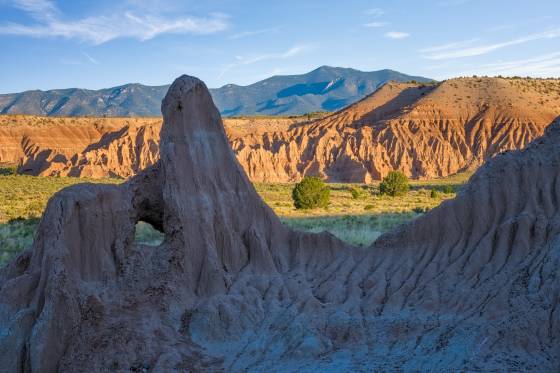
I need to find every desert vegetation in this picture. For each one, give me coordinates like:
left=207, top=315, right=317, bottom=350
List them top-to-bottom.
left=379, top=171, right=409, bottom=196
left=0, top=172, right=469, bottom=264
left=0, top=173, right=119, bottom=222
left=292, top=176, right=330, bottom=209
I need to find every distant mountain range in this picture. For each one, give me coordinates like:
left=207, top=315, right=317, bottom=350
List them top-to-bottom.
left=0, top=66, right=432, bottom=117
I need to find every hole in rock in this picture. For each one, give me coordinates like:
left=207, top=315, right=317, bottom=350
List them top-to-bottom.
left=134, top=221, right=164, bottom=246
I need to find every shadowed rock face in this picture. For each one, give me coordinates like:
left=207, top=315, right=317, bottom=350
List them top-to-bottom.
left=1, top=76, right=559, bottom=372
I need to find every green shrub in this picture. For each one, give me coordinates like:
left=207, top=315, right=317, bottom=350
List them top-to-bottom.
left=0, top=166, right=17, bottom=176
left=379, top=171, right=409, bottom=197
left=292, top=176, right=330, bottom=209
left=441, top=185, right=454, bottom=194
left=350, top=187, right=366, bottom=199
left=430, top=189, right=439, bottom=198
left=364, top=204, right=374, bottom=211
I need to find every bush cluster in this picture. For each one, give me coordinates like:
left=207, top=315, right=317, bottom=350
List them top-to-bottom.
left=0, top=166, right=17, bottom=176
left=380, top=171, right=409, bottom=197
left=292, top=176, right=330, bottom=209
left=441, top=185, right=454, bottom=194
left=349, top=187, right=367, bottom=200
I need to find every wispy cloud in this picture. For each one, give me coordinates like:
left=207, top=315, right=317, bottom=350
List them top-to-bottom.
left=0, top=0, right=229, bottom=44
left=12, top=0, right=58, bottom=21
left=363, top=7, right=389, bottom=30
left=365, top=8, right=384, bottom=17
left=485, top=16, right=555, bottom=33
left=364, top=22, right=387, bottom=28
left=228, top=27, right=280, bottom=40
left=422, top=29, right=560, bottom=60
left=385, top=31, right=410, bottom=39
left=420, top=39, right=479, bottom=53
left=218, top=44, right=312, bottom=79
left=235, top=45, right=311, bottom=65
left=82, top=52, right=99, bottom=64
left=424, top=52, right=560, bottom=79
left=472, top=52, right=560, bottom=77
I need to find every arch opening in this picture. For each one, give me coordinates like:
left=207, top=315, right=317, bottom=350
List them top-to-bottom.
left=134, top=220, right=164, bottom=247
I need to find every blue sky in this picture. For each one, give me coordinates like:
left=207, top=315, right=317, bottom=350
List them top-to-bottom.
left=0, top=0, right=559, bottom=93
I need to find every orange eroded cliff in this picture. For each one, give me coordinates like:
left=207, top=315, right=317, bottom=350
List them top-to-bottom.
left=2, top=77, right=559, bottom=181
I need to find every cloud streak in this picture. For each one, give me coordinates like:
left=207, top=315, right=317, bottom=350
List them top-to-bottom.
left=0, top=0, right=229, bottom=44
left=12, top=0, right=58, bottom=21
left=365, top=8, right=385, bottom=17
left=364, top=22, right=387, bottom=28
left=228, top=27, right=280, bottom=40
left=422, top=29, right=560, bottom=60
left=385, top=31, right=410, bottom=39
left=420, top=38, right=479, bottom=53
left=218, top=44, right=312, bottom=79
left=234, top=45, right=311, bottom=65
left=82, top=52, right=99, bottom=64
left=472, top=52, right=560, bottom=77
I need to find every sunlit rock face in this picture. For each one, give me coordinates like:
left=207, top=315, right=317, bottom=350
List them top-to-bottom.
left=0, top=76, right=558, bottom=372
left=8, top=78, right=560, bottom=183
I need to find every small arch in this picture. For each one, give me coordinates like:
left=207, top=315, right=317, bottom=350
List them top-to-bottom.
left=134, top=221, right=164, bottom=246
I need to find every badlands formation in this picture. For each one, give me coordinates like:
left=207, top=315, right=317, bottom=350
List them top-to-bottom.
left=0, top=76, right=559, bottom=371
left=2, top=77, right=560, bottom=182
left=234, top=77, right=560, bottom=182
left=0, top=114, right=301, bottom=178
left=0, top=116, right=162, bottom=178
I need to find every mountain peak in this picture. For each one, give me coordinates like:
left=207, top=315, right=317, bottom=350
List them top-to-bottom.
left=313, top=65, right=340, bottom=71
left=0, top=67, right=432, bottom=117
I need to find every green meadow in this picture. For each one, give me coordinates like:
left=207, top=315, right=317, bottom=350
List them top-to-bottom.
left=0, top=171, right=470, bottom=264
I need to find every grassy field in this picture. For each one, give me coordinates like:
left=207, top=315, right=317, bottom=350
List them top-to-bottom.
left=0, top=172, right=471, bottom=264
left=0, top=173, right=120, bottom=222
left=254, top=174, right=469, bottom=245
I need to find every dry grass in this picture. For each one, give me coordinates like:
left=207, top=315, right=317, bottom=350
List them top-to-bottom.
left=253, top=172, right=470, bottom=218
left=0, top=173, right=119, bottom=223
left=255, top=173, right=470, bottom=246
left=280, top=213, right=416, bottom=247
left=0, top=218, right=37, bottom=264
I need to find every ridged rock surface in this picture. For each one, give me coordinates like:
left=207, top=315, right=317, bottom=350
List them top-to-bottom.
left=1, top=76, right=559, bottom=372
left=4, top=77, right=560, bottom=182
left=233, top=78, right=560, bottom=182
left=0, top=115, right=303, bottom=178
left=0, top=116, right=161, bottom=177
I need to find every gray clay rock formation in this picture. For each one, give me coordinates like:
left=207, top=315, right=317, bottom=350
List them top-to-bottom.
left=0, top=76, right=559, bottom=372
